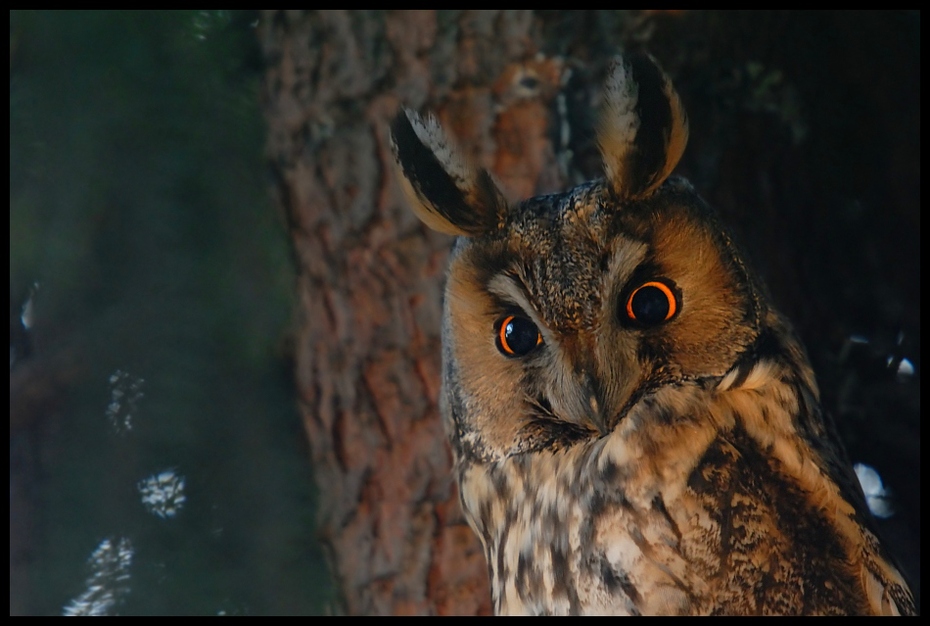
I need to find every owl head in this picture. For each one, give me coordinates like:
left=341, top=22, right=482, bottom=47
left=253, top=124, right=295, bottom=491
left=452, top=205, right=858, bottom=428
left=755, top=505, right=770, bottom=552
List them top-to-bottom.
left=391, top=54, right=770, bottom=463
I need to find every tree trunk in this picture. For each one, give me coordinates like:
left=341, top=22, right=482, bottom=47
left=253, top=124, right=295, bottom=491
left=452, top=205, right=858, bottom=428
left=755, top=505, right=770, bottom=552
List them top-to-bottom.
left=259, top=10, right=918, bottom=614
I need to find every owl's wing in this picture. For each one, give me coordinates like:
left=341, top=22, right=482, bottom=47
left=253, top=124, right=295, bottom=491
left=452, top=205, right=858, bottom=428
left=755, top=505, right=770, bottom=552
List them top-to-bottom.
left=798, top=387, right=917, bottom=616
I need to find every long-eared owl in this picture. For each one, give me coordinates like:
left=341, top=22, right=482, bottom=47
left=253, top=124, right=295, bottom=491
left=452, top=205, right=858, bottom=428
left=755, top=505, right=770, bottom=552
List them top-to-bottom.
left=390, top=53, right=915, bottom=615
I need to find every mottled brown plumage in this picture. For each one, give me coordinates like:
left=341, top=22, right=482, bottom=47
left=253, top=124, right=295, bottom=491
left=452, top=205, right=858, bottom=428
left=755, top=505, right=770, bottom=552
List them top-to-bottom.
left=391, top=53, right=915, bottom=615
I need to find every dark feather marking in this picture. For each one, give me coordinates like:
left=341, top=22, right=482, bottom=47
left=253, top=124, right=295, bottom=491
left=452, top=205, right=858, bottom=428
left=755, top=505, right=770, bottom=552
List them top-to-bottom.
left=626, top=55, right=674, bottom=196
left=390, top=112, right=498, bottom=235
left=691, top=426, right=868, bottom=614
left=651, top=494, right=682, bottom=545
left=549, top=544, right=581, bottom=615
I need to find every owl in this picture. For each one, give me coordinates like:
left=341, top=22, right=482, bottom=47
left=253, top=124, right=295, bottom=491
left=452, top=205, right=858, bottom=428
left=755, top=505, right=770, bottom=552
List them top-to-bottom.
left=390, top=54, right=915, bottom=615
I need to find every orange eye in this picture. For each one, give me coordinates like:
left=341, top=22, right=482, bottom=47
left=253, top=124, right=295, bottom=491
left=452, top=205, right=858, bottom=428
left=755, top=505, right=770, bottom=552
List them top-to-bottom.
left=625, top=280, right=678, bottom=325
left=496, top=315, right=542, bottom=357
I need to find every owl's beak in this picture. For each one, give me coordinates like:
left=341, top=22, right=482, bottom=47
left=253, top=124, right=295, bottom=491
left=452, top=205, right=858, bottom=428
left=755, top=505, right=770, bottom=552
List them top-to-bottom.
left=562, top=335, right=640, bottom=435
left=552, top=336, right=622, bottom=435
left=577, top=371, right=611, bottom=436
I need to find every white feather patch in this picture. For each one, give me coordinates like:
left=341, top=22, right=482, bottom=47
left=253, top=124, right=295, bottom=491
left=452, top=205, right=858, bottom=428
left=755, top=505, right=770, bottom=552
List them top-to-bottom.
left=598, top=58, right=641, bottom=191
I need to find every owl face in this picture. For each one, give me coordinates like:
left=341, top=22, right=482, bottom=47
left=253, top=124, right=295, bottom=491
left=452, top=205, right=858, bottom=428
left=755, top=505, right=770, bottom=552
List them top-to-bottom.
left=440, top=177, right=764, bottom=461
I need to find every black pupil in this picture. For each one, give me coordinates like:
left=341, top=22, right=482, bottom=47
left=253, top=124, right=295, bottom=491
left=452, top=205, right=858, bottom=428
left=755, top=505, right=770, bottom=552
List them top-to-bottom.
left=631, top=286, right=669, bottom=324
left=505, top=317, right=538, bottom=355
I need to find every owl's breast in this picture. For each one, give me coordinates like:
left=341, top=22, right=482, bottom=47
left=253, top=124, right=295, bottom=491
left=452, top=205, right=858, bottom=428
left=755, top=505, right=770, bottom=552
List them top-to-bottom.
left=457, top=376, right=907, bottom=615
left=458, top=417, right=716, bottom=615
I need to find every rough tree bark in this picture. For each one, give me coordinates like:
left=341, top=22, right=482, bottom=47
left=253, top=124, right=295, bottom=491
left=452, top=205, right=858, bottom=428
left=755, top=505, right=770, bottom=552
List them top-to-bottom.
left=259, top=10, right=918, bottom=614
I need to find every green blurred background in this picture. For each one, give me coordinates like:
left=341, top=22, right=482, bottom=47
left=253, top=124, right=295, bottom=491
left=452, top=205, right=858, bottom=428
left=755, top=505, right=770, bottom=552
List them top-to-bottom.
left=10, top=11, right=331, bottom=614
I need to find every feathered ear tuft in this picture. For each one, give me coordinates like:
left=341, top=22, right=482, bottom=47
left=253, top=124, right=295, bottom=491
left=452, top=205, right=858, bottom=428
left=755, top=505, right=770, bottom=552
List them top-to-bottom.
left=597, top=54, right=689, bottom=202
left=390, top=109, right=507, bottom=237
